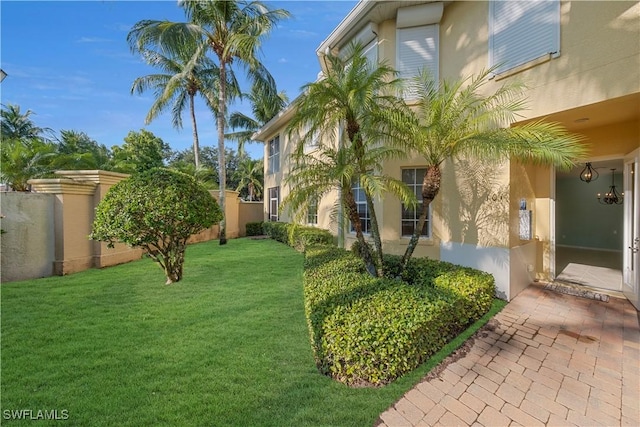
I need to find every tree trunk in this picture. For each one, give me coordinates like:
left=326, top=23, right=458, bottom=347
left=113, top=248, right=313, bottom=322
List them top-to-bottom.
left=217, top=60, right=227, bottom=245
left=189, top=94, right=200, bottom=169
left=401, top=165, right=441, bottom=269
left=344, top=189, right=377, bottom=276
left=365, top=194, right=384, bottom=277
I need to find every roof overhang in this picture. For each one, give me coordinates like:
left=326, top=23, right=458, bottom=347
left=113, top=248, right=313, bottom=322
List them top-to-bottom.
left=315, top=1, right=442, bottom=73
left=251, top=98, right=298, bottom=143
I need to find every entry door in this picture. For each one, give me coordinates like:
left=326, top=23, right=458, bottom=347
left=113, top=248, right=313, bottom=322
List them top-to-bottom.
left=623, top=149, right=640, bottom=310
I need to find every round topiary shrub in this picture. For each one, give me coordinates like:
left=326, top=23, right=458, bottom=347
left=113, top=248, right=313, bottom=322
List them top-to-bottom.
left=91, top=168, right=222, bottom=284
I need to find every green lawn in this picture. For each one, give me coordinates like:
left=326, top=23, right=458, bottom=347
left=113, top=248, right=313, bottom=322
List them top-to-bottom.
left=1, top=238, right=505, bottom=426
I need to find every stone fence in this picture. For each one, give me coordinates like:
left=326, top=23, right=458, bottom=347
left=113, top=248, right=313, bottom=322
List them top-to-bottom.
left=0, top=170, right=264, bottom=283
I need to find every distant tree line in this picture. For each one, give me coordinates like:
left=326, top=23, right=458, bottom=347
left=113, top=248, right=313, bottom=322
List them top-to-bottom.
left=0, top=103, right=263, bottom=200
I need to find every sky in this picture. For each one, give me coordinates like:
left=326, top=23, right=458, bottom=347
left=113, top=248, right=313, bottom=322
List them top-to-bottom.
left=0, top=0, right=358, bottom=159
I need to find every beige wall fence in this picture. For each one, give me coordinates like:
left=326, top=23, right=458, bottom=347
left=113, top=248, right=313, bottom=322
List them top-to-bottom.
left=0, top=170, right=264, bottom=283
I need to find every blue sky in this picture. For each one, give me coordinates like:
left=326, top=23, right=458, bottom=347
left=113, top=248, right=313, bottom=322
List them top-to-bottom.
left=0, top=0, right=357, bottom=159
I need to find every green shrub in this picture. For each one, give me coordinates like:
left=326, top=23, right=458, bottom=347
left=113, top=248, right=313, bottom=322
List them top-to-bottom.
left=91, top=168, right=222, bottom=284
left=262, top=221, right=290, bottom=244
left=245, top=222, right=264, bottom=236
left=262, top=222, right=333, bottom=252
left=289, top=225, right=333, bottom=251
left=304, top=247, right=495, bottom=386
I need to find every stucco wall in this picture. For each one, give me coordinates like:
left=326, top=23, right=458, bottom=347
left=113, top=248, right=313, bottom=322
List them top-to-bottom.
left=2, top=170, right=256, bottom=283
left=1, top=192, right=55, bottom=282
left=238, top=201, right=265, bottom=236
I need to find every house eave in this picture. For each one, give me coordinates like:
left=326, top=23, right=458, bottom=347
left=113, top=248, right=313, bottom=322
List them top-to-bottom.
left=251, top=98, right=298, bottom=143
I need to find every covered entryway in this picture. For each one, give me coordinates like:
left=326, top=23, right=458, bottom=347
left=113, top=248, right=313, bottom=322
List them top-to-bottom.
left=544, top=93, right=639, bottom=308
left=555, top=158, right=625, bottom=296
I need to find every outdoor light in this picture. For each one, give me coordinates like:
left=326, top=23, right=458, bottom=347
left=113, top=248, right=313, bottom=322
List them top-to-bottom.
left=0, top=69, right=6, bottom=82
left=579, top=162, right=598, bottom=183
left=597, top=169, right=623, bottom=205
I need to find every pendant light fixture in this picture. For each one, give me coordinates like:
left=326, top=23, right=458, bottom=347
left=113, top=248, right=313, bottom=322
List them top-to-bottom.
left=579, top=162, right=598, bottom=183
left=597, top=169, right=623, bottom=205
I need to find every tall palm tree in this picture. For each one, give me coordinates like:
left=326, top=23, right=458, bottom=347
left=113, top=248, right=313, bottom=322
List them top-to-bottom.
left=179, top=0, right=289, bottom=245
left=128, top=1, right=289, bottom=245
left=128, top=26, right=219, bottom=169
left=285, top=44, right=415, bottom=277
left=400, top=68, right=588, bottom=268
left=226, top=81, right=288, bottom=155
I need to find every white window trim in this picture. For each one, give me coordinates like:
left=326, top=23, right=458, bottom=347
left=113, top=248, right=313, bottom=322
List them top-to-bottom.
left=267, top=136, right=280, bottom=174
left=401, top=168, right=432, bottom=239
left=349, top=180, right=371, bottom=235
left=268, top=187, right=279, bottom=222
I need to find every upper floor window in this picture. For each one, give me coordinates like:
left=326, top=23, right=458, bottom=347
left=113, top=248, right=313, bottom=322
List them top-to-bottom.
left=489, top=0, right=560, bottom=75
left=396, top=2, right=443, bottom=99
left=303, top=124, right=320, bottom=153
left=267, top=136, right=280, bottom=174
left=402, top=168, right=430, bottom=238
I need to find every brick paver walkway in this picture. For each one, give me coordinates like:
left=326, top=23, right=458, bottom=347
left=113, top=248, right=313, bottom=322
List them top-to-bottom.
left=377, top=282, right=640, bottom=426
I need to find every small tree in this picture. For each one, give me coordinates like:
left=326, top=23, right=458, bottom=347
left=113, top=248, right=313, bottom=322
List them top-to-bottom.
left=91, top=168, right=222, bottom=284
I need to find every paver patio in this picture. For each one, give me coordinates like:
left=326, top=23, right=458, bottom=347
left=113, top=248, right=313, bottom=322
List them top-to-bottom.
left=377, top=282, right=640, bottom=426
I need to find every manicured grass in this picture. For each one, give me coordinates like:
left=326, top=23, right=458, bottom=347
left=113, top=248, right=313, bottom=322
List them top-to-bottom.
left=1, top=239, right=506, bottom=426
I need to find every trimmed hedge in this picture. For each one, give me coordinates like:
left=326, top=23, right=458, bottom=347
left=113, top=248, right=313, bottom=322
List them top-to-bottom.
left=245, top=222, right=264, bottom=236
left=262, top=222, right=333, bottom=252
left=304, top=246, right=495, bottom=387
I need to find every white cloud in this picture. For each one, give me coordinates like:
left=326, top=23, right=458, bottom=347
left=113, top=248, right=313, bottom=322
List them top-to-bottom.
left=76, top=37, right=113, bottom=43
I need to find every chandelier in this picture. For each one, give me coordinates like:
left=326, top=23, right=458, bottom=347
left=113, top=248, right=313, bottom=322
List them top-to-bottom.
left=579, top=162, right=598, bottom=183
left=597, top=169, right=623, bottom=205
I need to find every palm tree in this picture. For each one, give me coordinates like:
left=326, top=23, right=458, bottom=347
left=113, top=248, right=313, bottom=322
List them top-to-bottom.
left=179, top=0, right=289, bottom=245
left=128, top=1, right=289, bottom=245
left=128, top=25, right=219, bottom=169
left=285, top=44, right=415, bottom=277
left=400, top=68, right=588, bottom=269
left=226, top=81, right=288, bottom=155
left=1, top=104, right=52, bottom=141
left=1, top=104, right=56, bottom=191
left=54, top=129, right=111, bottom=170
left=0, top=138, right=56, bottom=191
left=234, top=157, right=263, bottom=200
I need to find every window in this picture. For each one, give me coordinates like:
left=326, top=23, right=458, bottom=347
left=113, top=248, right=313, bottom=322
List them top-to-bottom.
left=489, top=0, right=560, bottom=75
left=395, top=2, right=443, bottom=99
left=397, top=25, right=439, bottom=99
left=362, top=39, right=377, bottom=68
left=303, top=124, right=319, bottom=153
left=267, top=136, right=280, bottom=174
left=402, top=168, right=430, bottom=238
left=350, top=180, right=370, bottom=234
left=268, top=187, right=279, bottom=222
left=307, top=197, right=318, bottom=225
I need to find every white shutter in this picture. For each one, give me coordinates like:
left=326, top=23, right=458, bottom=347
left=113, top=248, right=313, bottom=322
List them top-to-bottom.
left=489, top=0, right=560, bottom=74
left=397, top=25, right=438, bottom=99
left=363, top=39, right=377, bottom=67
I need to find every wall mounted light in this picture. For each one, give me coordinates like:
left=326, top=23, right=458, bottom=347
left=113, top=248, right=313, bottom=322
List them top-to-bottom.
left=579, top=162, right=598, bottom=183
left=597, top=169, right=623, bottom=205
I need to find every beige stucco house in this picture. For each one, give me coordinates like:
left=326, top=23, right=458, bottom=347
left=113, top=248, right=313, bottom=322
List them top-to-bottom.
left=254, top=1, right=640, bottom=307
